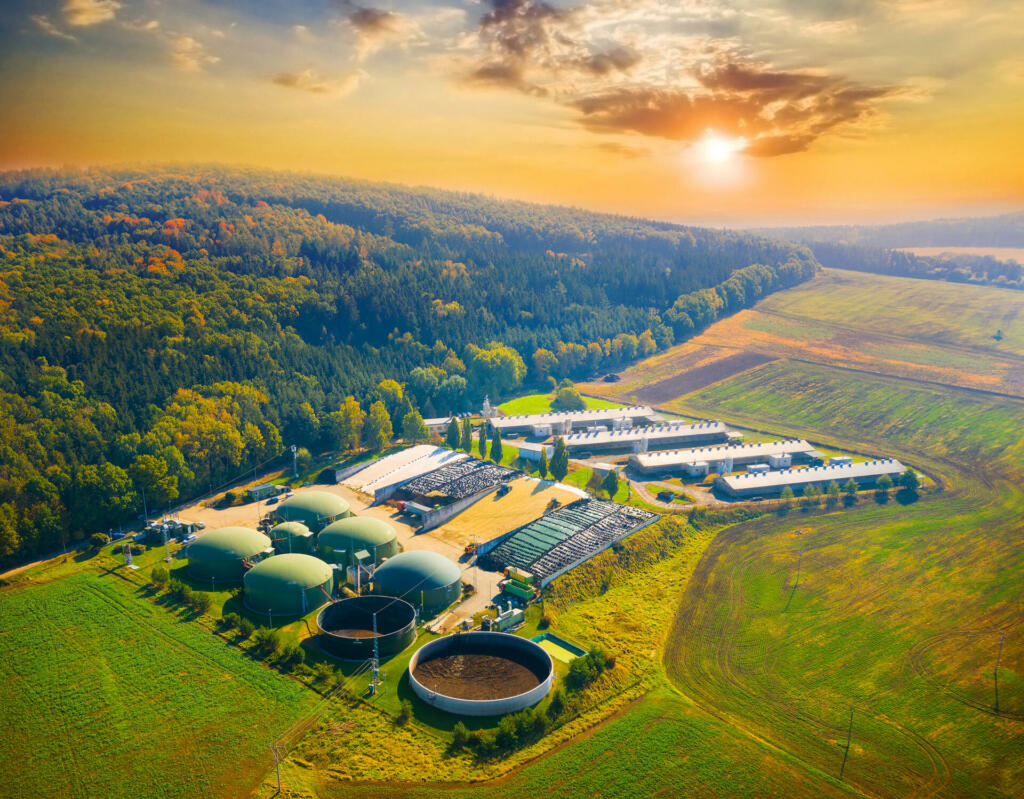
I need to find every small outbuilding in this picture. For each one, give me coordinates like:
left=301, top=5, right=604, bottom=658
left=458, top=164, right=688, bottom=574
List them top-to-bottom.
left=272, top=490, right=350, bottom=533
left=318, top=516, right=399, bottom=566
left=187, top=526, right=272, bottom=584
left=373, top=550, right=462, bottom=615
left=243, top=553, right=334, bottom=617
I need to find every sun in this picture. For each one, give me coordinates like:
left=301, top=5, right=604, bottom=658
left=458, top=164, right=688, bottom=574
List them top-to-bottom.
left=699, top=130, right=747, bottom=164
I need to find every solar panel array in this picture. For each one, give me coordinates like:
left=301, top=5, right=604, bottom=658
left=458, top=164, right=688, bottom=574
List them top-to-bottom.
left=400, top=458, right=518, bottom=501
left=481, top=499, right=658, bottom=583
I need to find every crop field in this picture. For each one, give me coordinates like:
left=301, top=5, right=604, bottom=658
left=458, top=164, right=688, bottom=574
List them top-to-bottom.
left=582, top=269, right=1024, bottom=400
left=662, top=360, right=1024, bottom=799
left=498, top=393, right=623, bottom=416
left=0, top=571, right=316, bottom=799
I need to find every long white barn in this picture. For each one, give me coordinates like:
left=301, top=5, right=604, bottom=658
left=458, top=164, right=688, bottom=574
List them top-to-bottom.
left=488, top=406, right=658, bottom=435
left=564, top=421, right=735, bottom=454
left=629, top=439, right=815, bottom=474
left=715, top=459, right=906, bottom=497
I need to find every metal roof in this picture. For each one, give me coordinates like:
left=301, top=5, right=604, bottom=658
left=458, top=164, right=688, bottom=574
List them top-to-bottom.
left=489, top=405, right=656, bottom=430
left=564, top=420, right=729, bottom=449
left=631, top=439, right=813, bottom=469
left=716, top=459, right=905, bottom=492
left=277, top=490, right=349, bottom=519
left=319, top=516, right=397, bottom=548
left=270, top=521, right=312, bottom=538
left=188, top=527, right=271, bottom=561
left=375, top=550, right=461, bottom=593
left=244, top=553, right=333, bottom=588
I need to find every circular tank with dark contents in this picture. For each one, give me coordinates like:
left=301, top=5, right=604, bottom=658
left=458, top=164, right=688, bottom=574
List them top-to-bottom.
left=317, top=595, right=417, bottom=660
left=408, top=632, right=553, bottom=716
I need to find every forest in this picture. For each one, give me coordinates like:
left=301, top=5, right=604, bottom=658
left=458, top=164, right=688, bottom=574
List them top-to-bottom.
left=0, top=166, right=817, bottom=564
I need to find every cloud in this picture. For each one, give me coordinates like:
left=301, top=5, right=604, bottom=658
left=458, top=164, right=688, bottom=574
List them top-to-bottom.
left=62, top=0, right=120, bottom=27
left=457, top=0, right=895, bottom=157
left=342, top=3, right=424, bottom=61
left=31, top=14, right=78, bottom=42
left=120, top=18, right=160, bottom=33
left=170, top=35, right=220, bottom=72
left=272, top=68, right=366, bottom=97
left=595, top=141, right=647, bottom=158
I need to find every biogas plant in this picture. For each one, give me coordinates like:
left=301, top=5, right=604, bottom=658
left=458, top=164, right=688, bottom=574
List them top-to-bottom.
left=179, top=434, right=671, bottom=716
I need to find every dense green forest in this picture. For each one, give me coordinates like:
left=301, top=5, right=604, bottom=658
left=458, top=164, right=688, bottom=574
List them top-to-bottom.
left=0, top=166, right=816, bottom=563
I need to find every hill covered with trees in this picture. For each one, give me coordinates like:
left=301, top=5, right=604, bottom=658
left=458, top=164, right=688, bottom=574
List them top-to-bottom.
left=0, top=166, right=817, bottom=563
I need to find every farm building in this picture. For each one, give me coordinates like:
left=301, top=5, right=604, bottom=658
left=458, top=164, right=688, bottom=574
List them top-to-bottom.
left=488, top=406, right=658, bottom=436
left=563, top=421, right=735, bottom=455
left=629, top=439, right=815, bottom=475
left=515, top=441, right=554, bottom=463
left=339, top=445, right=468, bottom=498
left=378, top=458, right=518, bottom=531
left=714, top=459, right=906, bottom=498
left=270, top=491, right=350, bottom=533
left=478, top=498, right=659, bottom=587
left=317, top=516, right=399, bottom=566
left=269, top=521, right=314, bottom=555
left=187, top=526, right=273, bottom=583
left=373, top=550, right=462, bottom=614
left=243, top=553, right=334, bottom=617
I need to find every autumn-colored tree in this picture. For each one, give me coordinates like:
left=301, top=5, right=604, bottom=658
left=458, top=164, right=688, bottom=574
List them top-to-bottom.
left=364, top=401, right=393, bottom=451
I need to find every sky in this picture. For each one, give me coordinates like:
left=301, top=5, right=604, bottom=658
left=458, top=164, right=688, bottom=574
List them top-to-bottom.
left=0, top=0, right=1022, bottom=226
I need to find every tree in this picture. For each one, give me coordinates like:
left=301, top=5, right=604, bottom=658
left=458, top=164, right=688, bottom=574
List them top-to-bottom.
left=465, top=342, right=527, bottom=398
left=532, top=348, right=558, bottom=381
left=375, top=379, right=405, bottom=416
left=553, top=384, right=585, bottom=411
left=328, top=396, right=365, bottom=451
left=364, top=400, right=393, bottom=451
left=401, top=409, right=429, bottom=443
left=445, top=418, right=460, bottom=449
left=461, top=418, right=474, bottom=452
left=477, top=424, right=488, bottom=458
left=489, top=427, right=503, bottom=462
left=549, top=437, right=569, bottom=482
left=295, top=446, right=313, bottom=472
left=539, top=446, right=549, bottom=480
left=128, top=454, right=179, bottom=508
left=601, top=468, right=619, bottom=499
left=899, top=468, right=919, bottom=492
left=876, top=473, right=894, bottom=498
left=842, top=478, right=859, bottom=503
left=825, top=480, right=841, bottom=508
left=801, top=483, right=821, bottom=508
left=779, top=486, right=795, bottom=509
left=0, top=504, right=21, bottom=560
left=90, top=532, right=110, bottom=548
left=151, top=565, right=170, bottom=587
left=191, top=592, right=212, bottom=614
left=238, top=618, right=255, bottom=638
left=452, top=721, right=470, bottom=748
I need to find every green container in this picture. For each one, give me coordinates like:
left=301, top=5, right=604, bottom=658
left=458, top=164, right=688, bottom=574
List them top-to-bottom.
left=243, top=553, right=334, bottom=617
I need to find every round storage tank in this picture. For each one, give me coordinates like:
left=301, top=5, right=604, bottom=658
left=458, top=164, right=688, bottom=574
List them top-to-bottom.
left=274, top=491, right=350, bottom=533
left=318, top=516, right=398, bottom=566
left=270, top=521, right=314, bottom=555
left=187, top=527, right=272, bottom=584
left=373, top=550, right=461, bottom=615
left=243, top=553, right=334, bottom=617
left=317, top=595, right=416, bottom=660
left=409, top=632, right=553, bottom=717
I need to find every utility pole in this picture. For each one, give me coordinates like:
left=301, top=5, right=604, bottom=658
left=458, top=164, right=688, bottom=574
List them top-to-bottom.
left=291, top=444, right=299, bottom=478
left=141, top=486, right=149, bottom=525
left=162, top=525, right=171, bottom=563
left=370, top=610, right=380, bottom=695
left=995, top=631, right=1006, bottom=714
left=839, top=705, right=854, bottom=779
left=268, top=743, right=285, bottom=794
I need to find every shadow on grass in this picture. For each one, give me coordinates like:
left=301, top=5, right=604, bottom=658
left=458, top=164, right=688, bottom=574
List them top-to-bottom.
left=895, top=488, right=920, bottom=505
left=74, top=548, right=99, bottom=562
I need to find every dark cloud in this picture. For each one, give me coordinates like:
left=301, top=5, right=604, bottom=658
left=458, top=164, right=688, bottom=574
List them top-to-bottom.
left=479, top=0, right=568, bottom=58
left=348, top=5, right=401, bottom=35
left=578, top=46, right=641, bottom=76
left=467, top=62, right=548, bottom=96
left=572, top=62, right=891, bottom=156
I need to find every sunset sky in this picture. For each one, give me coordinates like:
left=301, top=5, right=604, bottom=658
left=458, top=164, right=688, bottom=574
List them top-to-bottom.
left=1, top=0, right=1022, bottom=225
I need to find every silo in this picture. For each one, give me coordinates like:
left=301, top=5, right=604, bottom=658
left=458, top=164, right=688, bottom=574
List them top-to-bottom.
left=273, top=490, right=350, bottom=533
left=318, top=516, right=398, bottom=566
left=269, top=521, right=314, bottom=555
left=187, top=527, right=272, bottom=584
left=373, top=550, right=462, bottom=615
left=243, top=553, right=334, bottom=617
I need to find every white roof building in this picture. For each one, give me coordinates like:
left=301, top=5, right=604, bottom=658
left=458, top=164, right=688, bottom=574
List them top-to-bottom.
left=488, top=405, right=658, bottom=435
left=564, top=420, right=733, bottom=454
left=629, top=439, right=814, bottom=473
left=715, top=459, right=905, bottom=497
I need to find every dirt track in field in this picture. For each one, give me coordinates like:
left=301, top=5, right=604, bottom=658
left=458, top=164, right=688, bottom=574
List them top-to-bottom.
left=632, top=351, right=777, bottom=404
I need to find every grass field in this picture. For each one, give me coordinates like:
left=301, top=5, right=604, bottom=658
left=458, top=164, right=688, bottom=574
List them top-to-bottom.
left=582, top=269, right=1024, bottom=399
left=498, top=392, right=623, bottom=416
left=0, top=571, right=316, bottom=799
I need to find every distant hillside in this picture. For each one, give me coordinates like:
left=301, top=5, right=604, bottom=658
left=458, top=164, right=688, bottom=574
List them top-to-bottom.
left=0, top=166, right=816, bottom=565
left=753, top=211, right=1024, bottom=248
left=752, top=212, right=1024, bottom=288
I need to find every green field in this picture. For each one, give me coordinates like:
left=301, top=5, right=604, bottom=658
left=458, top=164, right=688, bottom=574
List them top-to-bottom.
left=498, top=392, right=624, bottom=416
left=0, top=572, right=316, bottom=799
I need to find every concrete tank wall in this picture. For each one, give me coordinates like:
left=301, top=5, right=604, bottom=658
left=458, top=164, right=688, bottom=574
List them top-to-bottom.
left=317, top=596, right=416, bottom=660
left=408, top=632, right=553, bottom=717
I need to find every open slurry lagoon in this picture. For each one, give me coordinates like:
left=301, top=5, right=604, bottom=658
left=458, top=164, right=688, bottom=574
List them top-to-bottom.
left=414, top=653, right=543, bottom=700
